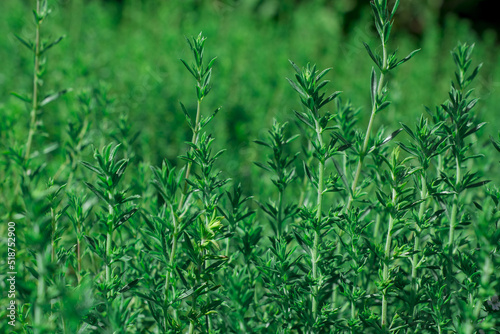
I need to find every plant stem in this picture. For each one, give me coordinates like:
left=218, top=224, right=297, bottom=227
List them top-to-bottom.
left=26, top=0, right=41, bottom=161
left=346, top=42, right=387, bottom=211
left=178, top=97, right=201, bottom=334
left=179, top=99, right=201, bottom=211
left=312, top=119, right=324, bottom=320
left=447, top=156, right=461, bottom=296
left=449, top=157, right=461, bottom=254
left=411, top=174, right=427, bottom=322
left=412, top=175, right=427, bottom=277
left=381, top=187, right=396, bottom=328
left=277, top=189, right=284, bottom=237
left=106, top=203, right=113, bottom=295
left=51, top=207, right=56, bottom=262
left=164, top=207, right=178, bottom=310
left=373, top=213, right=381, bottom=238
left=106, top=230, right=111, bottom=283
left=77, top=234, right=82, bottom=283
left=34, top=252, right=45, bottom=334
left=351, top=285, right=356, bottom=321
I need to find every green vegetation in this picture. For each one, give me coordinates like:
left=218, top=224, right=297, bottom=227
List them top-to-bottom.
left=1, top=0, right=499, bottom=333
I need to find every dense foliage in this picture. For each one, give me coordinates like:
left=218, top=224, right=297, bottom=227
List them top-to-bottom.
left=1, top=0, right=499, bottom=333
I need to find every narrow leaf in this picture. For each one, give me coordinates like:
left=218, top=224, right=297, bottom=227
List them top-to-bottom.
left=15, top=34, right=34, bottom=51
left=363, top=42, right=380, bottom=70
left=393, top=49, right=421, bottom=68
left=370, top=68, right=377, bottom=106
left=40, top=89, right=72, bottom=107
left=10, top=92, right=32, bottom=103
left=380, top=128, right=403, bottom=146
left=80, top=161, right=103, bottom=176
left=115, top=208, right=139, bottom=230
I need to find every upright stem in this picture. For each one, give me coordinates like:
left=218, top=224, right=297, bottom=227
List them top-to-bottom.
left=26, top=0, right=41, bottom=161
left=346, top=43, right=387, bottom=211
left=178, top=98, right=201, bottom=333
left=179, top=99, right=202, bottom=211
left=312, top=119, right=324, bottom=320
left=298, top=141, right=313, bottom=208
left=447, top=156, right=461, bottom=294
left=449, top=157, right=461, bottom=254
left=411, top=174, right=427, bottom=322
left=412, top=175, right=427, bottom=276
left=381, top=187, right=396, bottom=328
left=277, top=190, right=284, bottom=237
left=105, top=203, right=113, bottom=294
left=51, top=207, right=56, bottom=262
left=164, top=208, right=178, bottom=310
left=373, top=213, right=381, bottom=238
left=106, top=229, right=111, bottom=282
left=77, top=235, right=82, bottom=283
left=188, top=245, right=205, bottom=334
left=34, top=252, right=45, bottom=334
left=350, top=284, right=356, bottom=322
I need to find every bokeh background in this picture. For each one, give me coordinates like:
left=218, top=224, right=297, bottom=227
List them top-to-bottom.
left=1, top=0, right=499, bottom=193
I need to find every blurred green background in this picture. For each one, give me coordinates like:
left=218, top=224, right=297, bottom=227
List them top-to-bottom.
left=1, top=0, right=499, bottom=193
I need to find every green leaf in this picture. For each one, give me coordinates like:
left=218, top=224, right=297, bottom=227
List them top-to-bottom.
left=390, top=0, right=401, bottom=20
left=383, top=22, right=392, bottom=44
left=15, top=34, right=34, bottom=51
left=41, top=35, right=65, bottom=54
left=363, top=42, right=380, bottom=70
left=392, top=49, right=421, bottom=69
left=203, top=56, right=217, bottom=76
left=180, top=59, right=197, bottom=79
left=289, top=59, right=301, bottom=74
left=315, top=67, right=331, bottom=82
left=370, top=68, right=377, bottom=106
left=287, top=77, right=306, bottom=97
left=40, top=88, right=72, bottom=107
left=320, top=91, right=341, bottom=108
left=10, top=92, right=32, bottom=103
left=376, top=101, right=391, bottom=113
left=179, top=102, right=192, bottom=129
left=294, top=110, right=314, bottom=129
left=463, top=122, right=486, bottom=138
left=400, top=123, right=415, bottom=141
left=380, top=128, right=403, bottom=146
left=490, top=136, right=500, bottom=153
left=253, top=140, right=271, bottom=148
left=108, top=144, right=121, bottom=164
left=114, top=159, right=129, bottom=181
left=80, top=161, right=104, bottom=176
left=303, top=161, right=316, bottom=185
left=253, top=162, right=272, bottom=172
left=465, top=180, right=490, bottom=190
left=84, top=182, right=108, bottom=203
left=119, top=194, right=141, bottom=204
left=115, top=208, right=139, bottom=230
left=84, top=235, right=98, bottom=252
left=205, top=259, right=228, bottom=273
left=26, top=266, right=39, bottom=279
left=119, top=279, right=140, bottom=293
left=178, top=287, right=196, bottom=300
left=136, top=292, right=162, bottom=306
